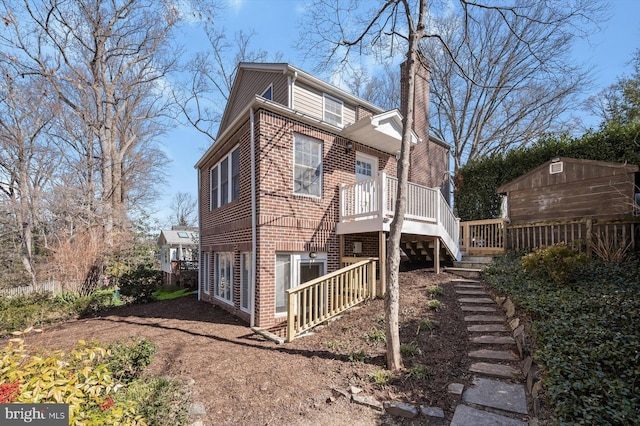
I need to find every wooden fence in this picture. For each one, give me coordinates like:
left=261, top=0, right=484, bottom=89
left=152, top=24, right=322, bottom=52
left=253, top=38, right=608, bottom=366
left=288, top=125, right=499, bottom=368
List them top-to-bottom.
left=459, top=217, right=640, bottom=257
left=506, top=217, right=639, bottom=256
left=459, top=218, right=505, bottom=256
left=286, top=258, right=376, bottom=342
left=0, top=280, right=82, bottom=298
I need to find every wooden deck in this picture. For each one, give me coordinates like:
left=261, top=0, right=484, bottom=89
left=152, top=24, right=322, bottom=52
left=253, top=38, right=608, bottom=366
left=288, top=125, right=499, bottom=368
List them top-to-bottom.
left=336, top=172, right=461, bottom=261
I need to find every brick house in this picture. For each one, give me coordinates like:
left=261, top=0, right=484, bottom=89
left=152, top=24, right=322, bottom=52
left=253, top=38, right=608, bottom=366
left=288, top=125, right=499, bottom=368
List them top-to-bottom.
left=195, top=62, right=459, bottom=331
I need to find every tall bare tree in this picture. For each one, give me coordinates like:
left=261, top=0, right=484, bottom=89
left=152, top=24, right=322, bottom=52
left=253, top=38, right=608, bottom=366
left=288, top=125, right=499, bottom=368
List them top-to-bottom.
left=0, top=0, right=180, bottom=245
left=301, top=0, right=605, bottom=371
left=424, top=1, right=602, bottom=170
left=178, top=24, right=283, bottom=141
left=586, top=48, right=640, bottom=127
left=0, top=69, right=58, bottom=286
left=169, top=192, right=198, bottom=227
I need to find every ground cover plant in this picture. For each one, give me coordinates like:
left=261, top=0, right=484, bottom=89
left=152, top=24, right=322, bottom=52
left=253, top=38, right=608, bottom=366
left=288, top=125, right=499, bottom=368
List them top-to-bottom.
left=482, top=250, right=640, bottom=424
left=0, top=265, right=186, bottom=337
left=0, top=290, right=123, bottom=336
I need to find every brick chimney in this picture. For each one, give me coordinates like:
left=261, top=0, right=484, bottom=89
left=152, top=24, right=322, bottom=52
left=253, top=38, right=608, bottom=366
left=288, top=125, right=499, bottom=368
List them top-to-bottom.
left=400, top=53, right=430, bottom=143
left=400, top=54, right=451, bottom=201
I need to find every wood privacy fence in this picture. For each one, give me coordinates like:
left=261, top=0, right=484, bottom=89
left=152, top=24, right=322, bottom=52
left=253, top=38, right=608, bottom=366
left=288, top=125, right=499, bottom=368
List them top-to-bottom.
left=459, top=217, right=640, bottom=256
left=506, top=217, right=639, bottom=256
left=286, top=258, right=377, bottom=342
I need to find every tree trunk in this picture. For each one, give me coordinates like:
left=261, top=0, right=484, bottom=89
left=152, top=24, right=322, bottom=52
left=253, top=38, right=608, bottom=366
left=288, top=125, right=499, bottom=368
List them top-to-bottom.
left=385, top=0, right=426, bottom=372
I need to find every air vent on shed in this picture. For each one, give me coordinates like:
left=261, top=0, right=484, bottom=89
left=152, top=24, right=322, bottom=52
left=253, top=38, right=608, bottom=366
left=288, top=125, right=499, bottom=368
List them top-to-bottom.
left=549, top=161, right=563, bottom=174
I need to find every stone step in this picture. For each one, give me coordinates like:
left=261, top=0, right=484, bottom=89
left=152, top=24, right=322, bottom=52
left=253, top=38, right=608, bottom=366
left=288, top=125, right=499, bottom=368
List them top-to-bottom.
left=459, top=256, right=494, bottom=263
left=453, top=262, right=491, bottom=269
left=446, top=267, right=482, bottom=279
left=450, top=278, right=481, bottom=284
left=454, top=284, right=484, bottom=289
left=455, top=289, right=488, bottom=295
left=458, top=297, right=495, bottom=304
left=461, top=305, right=497, bottom=312
left=464, top=315, right=505, bottom=322
left=467, top=324, right=507, bottom=332
left=471, top=335, right=516, bottom=345
left=468, top=349, right=519, bottom=361
left=470, top=362, right=522, bottom=379
left=462, top=377, right=529, bottom=415
left=451, top=405, right=527, bottom=426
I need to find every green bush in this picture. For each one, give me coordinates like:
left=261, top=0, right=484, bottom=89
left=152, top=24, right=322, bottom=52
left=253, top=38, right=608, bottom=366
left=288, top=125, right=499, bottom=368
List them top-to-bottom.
left=454, top=122, right=640, bottom=220
left=520, top=244, right=590, bottom=286
left=484, top=253, right=640, bottom=424
left=119, top=265, right=163, bottom=303
left=0, top=293, right=53, bottom=334
left=1, top=334, right=144, bottom=425
left=106, top=338, right=157, bottom=384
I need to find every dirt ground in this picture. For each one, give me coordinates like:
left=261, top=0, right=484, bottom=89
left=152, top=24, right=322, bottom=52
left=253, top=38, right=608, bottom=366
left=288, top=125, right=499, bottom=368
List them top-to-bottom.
left=21, top=267, right=473, bottom=425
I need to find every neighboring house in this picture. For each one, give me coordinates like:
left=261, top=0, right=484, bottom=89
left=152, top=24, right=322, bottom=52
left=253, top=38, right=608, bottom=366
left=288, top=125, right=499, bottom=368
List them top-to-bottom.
left=195, top=62, right=459, bottom=331
left=157, top=226, right=199, bottom=285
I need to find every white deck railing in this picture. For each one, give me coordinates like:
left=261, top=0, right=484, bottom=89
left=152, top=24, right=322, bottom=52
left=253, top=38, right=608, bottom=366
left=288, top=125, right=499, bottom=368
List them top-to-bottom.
left=340, top=172, right=460, bottom=259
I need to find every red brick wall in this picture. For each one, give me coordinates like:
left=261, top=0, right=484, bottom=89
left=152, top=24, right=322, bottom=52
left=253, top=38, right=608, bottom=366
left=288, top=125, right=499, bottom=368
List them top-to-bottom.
left=198, top=108, right=397, bottom=328
left=343, top=233, right=380, bottom=258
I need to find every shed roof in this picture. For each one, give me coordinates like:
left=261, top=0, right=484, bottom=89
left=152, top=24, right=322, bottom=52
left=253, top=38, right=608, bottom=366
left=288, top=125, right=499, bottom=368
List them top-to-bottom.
left=497, top=157, right=639, bottom=194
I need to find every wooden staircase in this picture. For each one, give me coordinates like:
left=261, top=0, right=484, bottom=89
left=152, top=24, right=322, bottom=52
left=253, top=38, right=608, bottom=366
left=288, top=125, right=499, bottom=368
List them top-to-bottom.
left=401, top=238, right=453, bottom=265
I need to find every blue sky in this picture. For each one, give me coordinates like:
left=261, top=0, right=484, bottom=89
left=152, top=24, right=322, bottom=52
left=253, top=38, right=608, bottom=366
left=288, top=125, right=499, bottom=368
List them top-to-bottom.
left=153, top=0, right=640, bottom=227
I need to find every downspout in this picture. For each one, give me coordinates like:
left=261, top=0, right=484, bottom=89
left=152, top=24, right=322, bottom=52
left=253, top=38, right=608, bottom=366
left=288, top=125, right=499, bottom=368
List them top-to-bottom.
left=287, top=70, right=298, bottom=109
left=250, top=107, right=257, bottom=327
left=197, top=171, right=201, bottom=301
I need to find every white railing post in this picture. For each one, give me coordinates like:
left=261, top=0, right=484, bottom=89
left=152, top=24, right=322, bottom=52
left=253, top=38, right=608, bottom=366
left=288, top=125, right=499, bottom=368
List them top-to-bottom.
left=379, top=171, right=386, bottom=219
left=340, top=183, right=345, bottom=221
left=435, top=188, right=441, bottom=225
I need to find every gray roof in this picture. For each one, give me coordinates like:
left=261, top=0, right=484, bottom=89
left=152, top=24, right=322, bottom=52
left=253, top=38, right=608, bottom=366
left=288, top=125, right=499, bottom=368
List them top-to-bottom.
left=157, top=229, right=199, bottom=247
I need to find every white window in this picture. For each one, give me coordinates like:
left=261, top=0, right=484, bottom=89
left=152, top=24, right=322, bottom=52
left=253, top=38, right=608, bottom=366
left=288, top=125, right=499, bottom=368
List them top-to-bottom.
left=262, top=85, right=273, bottom=100
left=323, top=94, right=343, bottom=126
left=294, top=133, right=322, bottom=197
left=210, top=147, right=239, bottom=210
left=231, top=149, right=239, bottom=200
left=355, top=152, right=378, bottom=182
left=220, top=157, right=229, bottom=204
left=210, top=165, right=219, bottom=209
left=202, top=252, right=210, bottom=295
left=214, top=252, right=234, bottom=304
left=240, top=252, right=252, bottom=312
left=275, top=253, right=326, bottom=315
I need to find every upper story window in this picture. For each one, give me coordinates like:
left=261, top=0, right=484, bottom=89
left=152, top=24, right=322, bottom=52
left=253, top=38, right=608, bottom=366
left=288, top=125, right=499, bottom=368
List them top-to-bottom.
left=262, top=85, right=273, bottom=100
left=323, top=94, right=343, bottom=126
left=294, top=133, right=322, bottom=198
left=210, top=146, right=240, bottom=210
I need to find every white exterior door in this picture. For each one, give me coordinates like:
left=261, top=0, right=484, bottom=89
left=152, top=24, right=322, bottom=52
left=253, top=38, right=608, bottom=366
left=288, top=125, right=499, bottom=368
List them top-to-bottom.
left=355, top=152, right=378, bottom=215
left=275, top=253, right=326, bottom=315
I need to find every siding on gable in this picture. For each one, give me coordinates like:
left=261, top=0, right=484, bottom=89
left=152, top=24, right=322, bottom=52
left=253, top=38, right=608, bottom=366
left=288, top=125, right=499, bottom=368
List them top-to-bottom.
left=220, top=69, right=289, bottom=132
left=293, top=82, right=357, bottom=126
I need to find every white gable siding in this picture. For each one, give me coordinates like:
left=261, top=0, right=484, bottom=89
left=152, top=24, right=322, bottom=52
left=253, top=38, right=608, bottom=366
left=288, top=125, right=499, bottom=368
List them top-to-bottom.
left=220, top=70, right=289, bottom=132
left=293, top=82, right=356, bottom=127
